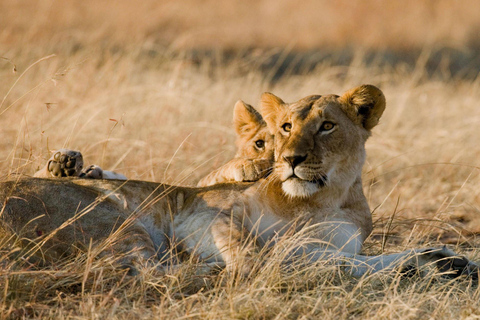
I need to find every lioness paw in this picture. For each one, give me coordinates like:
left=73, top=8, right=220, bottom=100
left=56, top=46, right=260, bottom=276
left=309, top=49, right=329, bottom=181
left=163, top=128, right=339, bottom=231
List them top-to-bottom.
left=35, top=149, right=84, bottom=178
left=420, top=246, right=479, bottom=280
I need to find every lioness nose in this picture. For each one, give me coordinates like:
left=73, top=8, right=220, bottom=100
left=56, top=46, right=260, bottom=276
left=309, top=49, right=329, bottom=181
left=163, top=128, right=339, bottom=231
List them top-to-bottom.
left=283, top=155, right=307, bottom=168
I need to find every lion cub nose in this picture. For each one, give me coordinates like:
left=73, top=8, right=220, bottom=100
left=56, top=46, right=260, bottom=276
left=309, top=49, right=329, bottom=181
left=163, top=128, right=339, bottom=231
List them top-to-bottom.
left=283, top=155, right=307, bottom=169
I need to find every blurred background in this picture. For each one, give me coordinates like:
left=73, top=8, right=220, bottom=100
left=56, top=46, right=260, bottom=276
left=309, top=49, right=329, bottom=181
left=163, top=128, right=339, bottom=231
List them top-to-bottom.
left=1, top=0, right=480, bottom=242
left=3, top=0, right=480, bottom=72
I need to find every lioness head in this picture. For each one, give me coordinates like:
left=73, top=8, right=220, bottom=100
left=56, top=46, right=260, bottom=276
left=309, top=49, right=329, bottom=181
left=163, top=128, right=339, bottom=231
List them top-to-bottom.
left=261, top=85, right=386, bottom=198
left=233, top=100, right=274, bottom=161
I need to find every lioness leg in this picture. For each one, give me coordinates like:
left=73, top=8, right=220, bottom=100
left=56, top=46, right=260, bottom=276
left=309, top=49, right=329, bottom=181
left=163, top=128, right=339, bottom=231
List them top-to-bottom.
left=80, top=164, right=104, bottom=179
left=81, top=164, right=127, bottom=180
left=283, top=220, right=479, bottom=278
left=293, top=245, right=479, bottom=279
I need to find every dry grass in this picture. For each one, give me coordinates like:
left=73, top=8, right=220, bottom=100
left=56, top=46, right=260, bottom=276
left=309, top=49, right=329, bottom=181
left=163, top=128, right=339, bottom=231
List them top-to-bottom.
left=2, top=1, right=480, bottom=319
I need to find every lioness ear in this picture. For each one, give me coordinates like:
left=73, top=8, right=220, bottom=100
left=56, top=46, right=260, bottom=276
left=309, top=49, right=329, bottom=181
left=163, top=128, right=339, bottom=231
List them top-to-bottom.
left=339, top=84, right=386, bottom=131
left=260, top=92, right=287, bottom=134
left=233, top=100, right=264, bottom=135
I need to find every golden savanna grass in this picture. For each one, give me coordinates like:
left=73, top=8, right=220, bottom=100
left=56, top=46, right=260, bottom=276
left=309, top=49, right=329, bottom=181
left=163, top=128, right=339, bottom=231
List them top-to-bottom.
left=1, top=1, right=480, bottom=318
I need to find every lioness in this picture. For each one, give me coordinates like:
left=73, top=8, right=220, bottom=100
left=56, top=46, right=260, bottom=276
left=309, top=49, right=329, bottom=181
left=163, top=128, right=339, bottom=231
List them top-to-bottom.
left=1, top=85, right=478, bottom=278
left=34, top=101, right=273, bottom=186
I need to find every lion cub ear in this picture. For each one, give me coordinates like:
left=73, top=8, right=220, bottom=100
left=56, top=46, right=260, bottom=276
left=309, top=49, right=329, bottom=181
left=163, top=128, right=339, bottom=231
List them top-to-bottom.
left=339, top=84, right=386, bottom=131
left=260, top=92, right=287, bottom=134
left=234, top=100, right=264, bottom=135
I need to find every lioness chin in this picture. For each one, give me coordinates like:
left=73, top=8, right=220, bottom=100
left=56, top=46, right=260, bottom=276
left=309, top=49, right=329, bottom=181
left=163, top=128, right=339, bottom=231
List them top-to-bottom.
left=1, top=85, right=478, bottom=279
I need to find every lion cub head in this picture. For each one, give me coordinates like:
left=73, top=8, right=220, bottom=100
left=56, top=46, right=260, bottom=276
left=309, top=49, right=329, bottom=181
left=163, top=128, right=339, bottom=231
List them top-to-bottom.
left=261, top=85, right=386, bottom=198
left=233, top=100, right=274, bottom=161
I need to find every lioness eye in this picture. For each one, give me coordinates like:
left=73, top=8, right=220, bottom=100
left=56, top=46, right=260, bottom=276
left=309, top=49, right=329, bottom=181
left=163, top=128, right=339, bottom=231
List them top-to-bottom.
left=320, top=121, right=335, bottom=131
left=282, top=123, right=292, bottom=132
left=255, top=140, right=265, bottom=149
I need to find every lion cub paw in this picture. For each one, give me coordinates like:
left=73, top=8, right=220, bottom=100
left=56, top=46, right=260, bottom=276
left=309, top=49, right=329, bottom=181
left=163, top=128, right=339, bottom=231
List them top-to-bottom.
left=35, top=149, right=84, bottom=178
left=234, top=159, right=273, bottom=182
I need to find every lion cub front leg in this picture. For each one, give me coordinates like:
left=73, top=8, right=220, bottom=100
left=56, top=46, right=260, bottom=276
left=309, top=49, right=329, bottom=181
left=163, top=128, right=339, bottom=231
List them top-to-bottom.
left=35, top=149, right=84, bottom=178
left=197, top=158, right=272, bottom=187
left=233, top=158, right=272, bottom=182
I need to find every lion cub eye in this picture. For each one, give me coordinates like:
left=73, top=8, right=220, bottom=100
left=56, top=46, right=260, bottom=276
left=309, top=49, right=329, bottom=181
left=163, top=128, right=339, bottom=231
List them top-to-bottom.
left=319, top=121, right=335, bottom=132
left=281, top=123, right=292, bottom=133
left=255, top=140, right=265, bottom=149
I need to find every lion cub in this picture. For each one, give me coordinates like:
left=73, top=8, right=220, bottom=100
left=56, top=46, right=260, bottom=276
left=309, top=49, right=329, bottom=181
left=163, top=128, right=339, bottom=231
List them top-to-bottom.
left=197, top=100, right=273, bottom=186
left=34, top=101, right=273, bottom=186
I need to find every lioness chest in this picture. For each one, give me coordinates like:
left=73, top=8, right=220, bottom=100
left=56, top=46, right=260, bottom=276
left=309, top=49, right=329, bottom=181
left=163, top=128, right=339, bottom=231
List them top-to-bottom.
left=161, top=187, right=287, bottom=255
